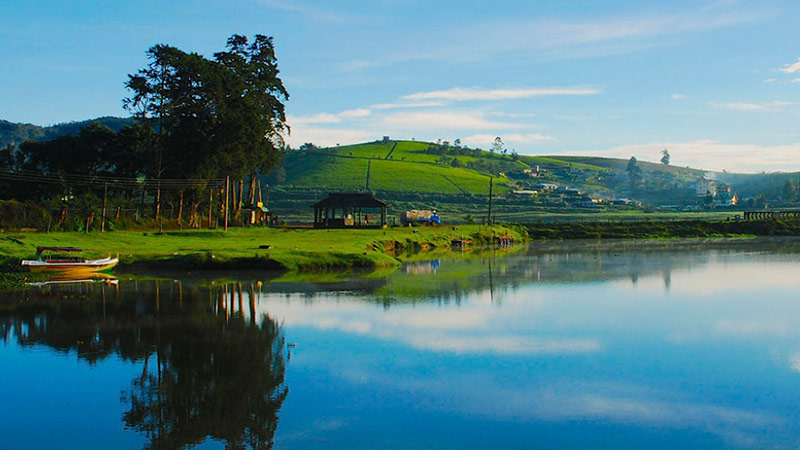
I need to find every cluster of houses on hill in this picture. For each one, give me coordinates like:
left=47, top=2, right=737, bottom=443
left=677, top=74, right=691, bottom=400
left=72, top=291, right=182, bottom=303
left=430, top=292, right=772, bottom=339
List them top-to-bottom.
left=510, top=176, right=737, bottom=209
left=694, top=176, right=738, bottom=206
left=512, top=182, right=639, bottom=208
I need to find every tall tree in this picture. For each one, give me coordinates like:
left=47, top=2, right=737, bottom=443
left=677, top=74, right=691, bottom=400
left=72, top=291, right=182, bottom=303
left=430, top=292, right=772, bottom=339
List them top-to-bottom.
left=124, top=35, right=289, bottom=181
left=491, top=136, right=503, bottom=154
left=660, top=149, right=671, bottom=165
left=626, top=156, right=642, bottom=189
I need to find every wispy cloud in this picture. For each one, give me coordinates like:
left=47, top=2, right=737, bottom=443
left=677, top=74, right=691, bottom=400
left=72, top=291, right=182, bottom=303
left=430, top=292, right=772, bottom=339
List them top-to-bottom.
left=254, top=0, right=345, bottom=22
left=364, top=3, right=767, bottom=65
left=778, top=58, right=800, bottom=74
left=764, top=78, right=776, bottom=83
left=792, top=78, right=800, bottom=84
left=403, top=86, right=601, bottom=101
left=670, top=93, right=687, bottom=99
left=370, top=101, right=445, bottom=110
left=710, top=101, right=795, bottom=112
left=289, top=108, right=371, bottom=125
left=338, top=108, right=371, bottom=118
left=380, top=111, right=529, bottom=130
left=287, top=113, right=340, bottom=125
left=286, top=126, right=375, bottom=147
left=464, top=133, right=555, bottom=148
left=568, top=139, right=800, bottom=173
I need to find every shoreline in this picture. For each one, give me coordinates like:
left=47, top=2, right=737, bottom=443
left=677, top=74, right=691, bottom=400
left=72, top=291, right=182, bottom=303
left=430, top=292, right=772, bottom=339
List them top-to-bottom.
left=3, top=218, right=798, bottom=291
left=0, top=225, right=526, bottom=289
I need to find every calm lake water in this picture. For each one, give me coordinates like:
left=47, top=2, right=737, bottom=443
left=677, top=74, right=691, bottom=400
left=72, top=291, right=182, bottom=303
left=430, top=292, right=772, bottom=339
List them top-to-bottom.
left=3, top=238, right=800, bottom=449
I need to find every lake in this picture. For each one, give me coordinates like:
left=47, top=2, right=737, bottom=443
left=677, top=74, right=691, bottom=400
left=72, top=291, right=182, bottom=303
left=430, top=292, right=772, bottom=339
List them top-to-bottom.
left=3, top=238, right=800, bottom=449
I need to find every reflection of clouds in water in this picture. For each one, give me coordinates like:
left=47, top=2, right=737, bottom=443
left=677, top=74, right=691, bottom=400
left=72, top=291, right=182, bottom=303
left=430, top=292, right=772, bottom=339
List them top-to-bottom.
left=613, top=262, right=800, bottom=296
left=257, top=293, right=597, bottom=356
left=386, top=309, right=486, bottom=329
left=713, top=318, right=798, bottom=338
left=406, top=335, right=600, bottom=355
left=789, top=353, right=800, bottom=373
left=387, top=374, right=786, bottom=449
left=277, top=416, right=353, bottom=444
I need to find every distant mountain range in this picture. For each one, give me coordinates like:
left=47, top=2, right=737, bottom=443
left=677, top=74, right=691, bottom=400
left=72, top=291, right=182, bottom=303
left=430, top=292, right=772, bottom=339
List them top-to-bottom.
left=0, top=116, right=135, bottom=148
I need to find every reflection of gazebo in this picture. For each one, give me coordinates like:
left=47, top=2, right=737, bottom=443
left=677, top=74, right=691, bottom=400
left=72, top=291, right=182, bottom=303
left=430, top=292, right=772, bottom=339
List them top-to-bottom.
left=312, top=193, right=389, bottom=228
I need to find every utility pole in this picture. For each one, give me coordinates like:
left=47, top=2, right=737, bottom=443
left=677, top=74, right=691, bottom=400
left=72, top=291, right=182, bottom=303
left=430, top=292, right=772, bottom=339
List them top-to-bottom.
left=487, top=176, right=494, bottom=225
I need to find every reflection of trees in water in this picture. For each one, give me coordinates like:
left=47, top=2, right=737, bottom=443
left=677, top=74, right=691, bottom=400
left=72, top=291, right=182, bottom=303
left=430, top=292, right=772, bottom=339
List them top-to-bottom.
left=0, top=281, right=287, bottom=450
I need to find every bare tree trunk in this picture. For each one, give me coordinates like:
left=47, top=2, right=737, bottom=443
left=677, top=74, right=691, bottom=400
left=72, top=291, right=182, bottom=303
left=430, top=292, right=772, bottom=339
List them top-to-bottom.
left=248, top=174, right=256, bottom=205
left=237, top=179, right=244, bottom=215
left=101, top=184, right=108, bottom=232
left=155, top=187, right=161, bottom=220
left=208, top=188, right=213, bottom=229
left=177, top=191, right=184, bottom=227
left=58, top=208, right=68, bottom=227
left=85, top=212, right=95, bottom=234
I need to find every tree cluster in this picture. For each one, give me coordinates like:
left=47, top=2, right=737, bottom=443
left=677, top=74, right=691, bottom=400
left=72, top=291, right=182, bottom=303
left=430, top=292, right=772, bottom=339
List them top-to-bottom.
left=0, top=34, right=289, bottom=227
left=124, top=34, right=288, bottom=181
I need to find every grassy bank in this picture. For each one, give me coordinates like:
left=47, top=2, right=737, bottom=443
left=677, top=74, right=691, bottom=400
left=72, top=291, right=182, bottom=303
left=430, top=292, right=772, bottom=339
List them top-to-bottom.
left=525, top=219, right=800, bottom=239
left=0, top=225, right=526, bottom=273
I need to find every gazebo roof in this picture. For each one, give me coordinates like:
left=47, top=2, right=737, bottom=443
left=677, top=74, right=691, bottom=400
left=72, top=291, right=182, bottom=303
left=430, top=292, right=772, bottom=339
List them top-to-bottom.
left=312, top=193, right=390, bottom=209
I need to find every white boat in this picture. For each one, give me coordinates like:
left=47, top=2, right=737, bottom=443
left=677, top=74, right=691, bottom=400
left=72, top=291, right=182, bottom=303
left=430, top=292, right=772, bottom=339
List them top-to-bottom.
left=21, top=246, right=119, bottom=273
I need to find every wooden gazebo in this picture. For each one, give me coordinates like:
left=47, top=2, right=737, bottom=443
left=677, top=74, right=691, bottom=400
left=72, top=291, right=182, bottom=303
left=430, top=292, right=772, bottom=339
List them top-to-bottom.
left=312, top=193, right=390, bottom=228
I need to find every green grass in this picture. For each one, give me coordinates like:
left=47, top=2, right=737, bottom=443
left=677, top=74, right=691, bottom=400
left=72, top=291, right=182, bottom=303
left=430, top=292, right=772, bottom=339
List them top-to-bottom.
left=282, top=149, right=511, bottom=194
left=0, top=225, right=527, bottom=272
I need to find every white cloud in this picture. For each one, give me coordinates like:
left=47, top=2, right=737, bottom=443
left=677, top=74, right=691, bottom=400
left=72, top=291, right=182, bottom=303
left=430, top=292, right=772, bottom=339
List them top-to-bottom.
left=254, top=0, right=344, bottom=22
left=372, top=4, right=766, bottom=65
left=778, top=58, right=800, bottom=74
left=338, top=60, right=381, bottom=71
left=764, top=78, right=776, bottom=83
left=792, top=78, right=800, bottom=84
left=403, top=86, right=601, bottom=101
left=670, top=93, right=687, bottom=99
left=370, top=101, right=445, bottom=110
left=710, top=101, right=795, bottom=112
left=288, top=108, right=372, bottom=126
left=338, top=108, right=371, bottom=118
left=380, top=111, right=527, bottom=130
left=287, top=113, right=340, bottom=125
left=286, top=127, right=375, bottom=148
left=463, top=133, right=555, bottom=147
left=567, top=139, right=800, bottom=173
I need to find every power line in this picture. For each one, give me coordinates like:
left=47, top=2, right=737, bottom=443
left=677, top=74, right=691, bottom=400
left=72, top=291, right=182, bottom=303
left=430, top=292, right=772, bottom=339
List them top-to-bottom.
left=0, top=167, right=227, bottom=190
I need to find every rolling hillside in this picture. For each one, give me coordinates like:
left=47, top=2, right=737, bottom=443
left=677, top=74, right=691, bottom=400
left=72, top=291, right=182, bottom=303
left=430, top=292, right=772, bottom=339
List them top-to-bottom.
left=4, top=114, right=797, bottom=222
left=0, top=116, right=135, bottom=148
left=272, top=139, right=708, bottom=201
left=277, top=140, right=515, bottom=195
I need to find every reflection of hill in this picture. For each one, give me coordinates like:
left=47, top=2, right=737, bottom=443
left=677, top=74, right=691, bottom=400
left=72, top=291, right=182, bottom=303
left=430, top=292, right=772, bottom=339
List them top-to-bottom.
left=369, top=238, right=800, bottom=303
left=0, top=281, right=287, bottom=450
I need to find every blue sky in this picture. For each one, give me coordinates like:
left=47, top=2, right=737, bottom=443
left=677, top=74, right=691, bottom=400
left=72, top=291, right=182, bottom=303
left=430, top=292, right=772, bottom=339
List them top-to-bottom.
left=1, top=0, right=799, bottom=172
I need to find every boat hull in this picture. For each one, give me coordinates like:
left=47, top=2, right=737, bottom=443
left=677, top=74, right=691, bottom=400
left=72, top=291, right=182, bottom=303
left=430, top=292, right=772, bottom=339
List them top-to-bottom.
left=22, top=257, right=119, bottom=273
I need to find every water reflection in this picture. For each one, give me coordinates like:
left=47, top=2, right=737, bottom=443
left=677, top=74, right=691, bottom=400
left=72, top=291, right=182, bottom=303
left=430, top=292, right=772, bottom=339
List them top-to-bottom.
left=4, top=238, right=800, bottom=449
left=0, top=281, right=287, bottom=450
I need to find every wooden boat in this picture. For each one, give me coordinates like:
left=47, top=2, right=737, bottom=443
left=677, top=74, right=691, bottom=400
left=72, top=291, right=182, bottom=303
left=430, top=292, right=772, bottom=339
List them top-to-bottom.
left=21, top=246, right=118, bottom=273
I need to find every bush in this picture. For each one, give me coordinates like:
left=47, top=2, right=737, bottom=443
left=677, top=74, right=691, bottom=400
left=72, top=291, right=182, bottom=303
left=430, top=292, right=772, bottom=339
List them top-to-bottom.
left=0, top=200, right=51, bottom=230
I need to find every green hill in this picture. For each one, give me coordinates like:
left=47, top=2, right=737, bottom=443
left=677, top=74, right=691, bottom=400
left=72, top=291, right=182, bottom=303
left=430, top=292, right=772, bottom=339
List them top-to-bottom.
left=0, top=116, right=135, bottom=148
left=277, top=140, right=516, bottom=195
